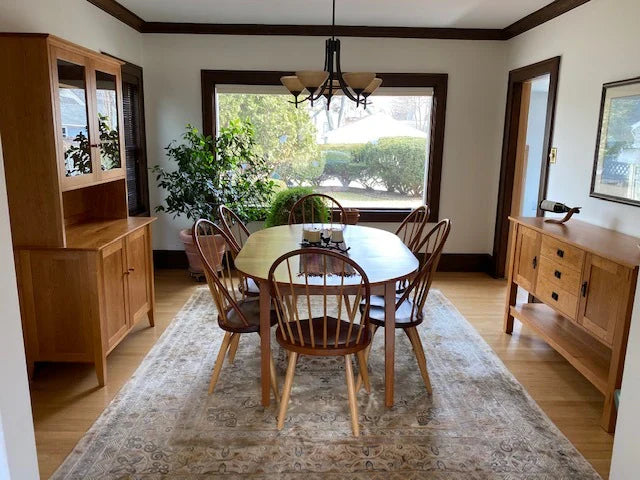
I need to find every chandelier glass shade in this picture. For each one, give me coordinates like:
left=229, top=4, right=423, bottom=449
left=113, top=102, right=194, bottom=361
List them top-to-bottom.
left=280, top=0, right=382, bottom=108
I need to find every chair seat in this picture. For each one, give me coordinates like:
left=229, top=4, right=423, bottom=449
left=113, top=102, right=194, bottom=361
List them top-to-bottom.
left=361, top=295, right=423, bottom=328
left=221, top=299, right=277, bottom=333
left=276, top=317, right=370, bottom=356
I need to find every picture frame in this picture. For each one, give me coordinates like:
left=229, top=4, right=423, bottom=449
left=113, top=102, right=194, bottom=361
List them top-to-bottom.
left=590, top=76, right=640, bottom=206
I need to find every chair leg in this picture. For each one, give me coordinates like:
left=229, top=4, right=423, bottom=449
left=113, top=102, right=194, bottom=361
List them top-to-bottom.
left=356, top=324, right=378, bottom=392
left=406, top=327, right=433, bottom=394
left=209, top=332, right=233, bottom=394
left=227, top=333, right=241, bottom=363
left=356, top=350, right=371, bottom=393
left=277, top=351, right=298, bottom=430
left=270, top=354, right=280, bottom=406
left=344, top=354, right=360, bottom=437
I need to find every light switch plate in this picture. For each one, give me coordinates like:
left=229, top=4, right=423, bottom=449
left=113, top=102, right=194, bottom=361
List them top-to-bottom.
left=549, top=147, right=558, bottom=164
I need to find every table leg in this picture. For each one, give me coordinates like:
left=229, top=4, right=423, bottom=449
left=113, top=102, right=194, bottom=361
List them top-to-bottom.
left=259, top=280, right=271, bottom=407
left=384, top=281, right=395, bottom=407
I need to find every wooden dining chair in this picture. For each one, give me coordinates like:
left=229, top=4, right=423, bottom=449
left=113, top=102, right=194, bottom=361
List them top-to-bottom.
left=288, top=193, right=348, bottom=226
left=395, top=204, right=430, bottom=253
left=395, top=204, right=430, bottom=293
left=218, top=205, right=259, bottom=297
left=218, top=205, right=251, bottom=252
left=357, top=218, right=451, bottom=394
left=193, top=219, right=279, bottom=402
left=268, top=248, right=372, bottom=436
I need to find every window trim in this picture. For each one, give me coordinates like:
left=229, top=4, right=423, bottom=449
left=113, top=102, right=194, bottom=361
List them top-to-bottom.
left=121, top=61, right=151, bottom=217
left=201, top=70, right=447, bottom=222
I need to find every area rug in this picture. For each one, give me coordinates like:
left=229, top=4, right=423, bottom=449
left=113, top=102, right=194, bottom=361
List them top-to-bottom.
left=52, top=288, right=601, bottom=480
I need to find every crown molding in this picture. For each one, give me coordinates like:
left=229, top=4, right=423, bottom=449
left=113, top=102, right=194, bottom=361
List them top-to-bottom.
left=86, top=0, right=145, bottom=31
left=88, top=0, right=591, bottom=40
left=502, top=0, right=591, bottom=39
left=142, top=23, right=505, bottom=39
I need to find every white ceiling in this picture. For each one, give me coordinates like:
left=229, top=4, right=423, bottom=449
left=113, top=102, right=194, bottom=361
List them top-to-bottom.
left=119, top=0, right=553, bottom=29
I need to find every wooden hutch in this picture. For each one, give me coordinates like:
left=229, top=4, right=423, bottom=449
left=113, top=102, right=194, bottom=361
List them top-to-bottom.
left=0, top=34, right=156, bottom=386
left=504, top=216, right=639, bottom=432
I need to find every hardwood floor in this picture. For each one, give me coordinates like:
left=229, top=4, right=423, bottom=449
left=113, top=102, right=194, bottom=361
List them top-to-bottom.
left=29, top=271, right=613, bottom=479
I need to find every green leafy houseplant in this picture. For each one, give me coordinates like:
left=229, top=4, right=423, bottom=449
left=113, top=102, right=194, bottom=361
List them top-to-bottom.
left=152, top=120, right=275, bottom=223
left=264, top=186, right=328, bottom=227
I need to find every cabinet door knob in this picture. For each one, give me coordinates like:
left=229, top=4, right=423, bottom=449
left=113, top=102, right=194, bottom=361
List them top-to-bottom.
left=556, top=249, right=564, bottom=258
left=532, top=256, right=537, bottom=269
left=129, top=267, right=135, bottom=272
left=554, top=270, right=562, bottom=279
left=581, top=281, right=588, bottom=297
left=551, top=291, right=559, bottom=301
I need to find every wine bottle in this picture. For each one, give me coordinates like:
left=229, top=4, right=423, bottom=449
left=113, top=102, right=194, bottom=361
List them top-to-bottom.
left=539, top=200, right=571, bottom=213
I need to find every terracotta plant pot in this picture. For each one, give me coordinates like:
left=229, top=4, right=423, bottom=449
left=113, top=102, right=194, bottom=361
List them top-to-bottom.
left=343, top=208, right=360, bottom=225
left=179, top=228, right=225, bottom=276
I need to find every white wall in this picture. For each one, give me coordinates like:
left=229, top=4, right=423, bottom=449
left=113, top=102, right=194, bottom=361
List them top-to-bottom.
left=0, top=0, right=142, bottom=65
left=506, top=0, right=640, bottom=477
left=142, top=34, right=508, bottom=252
left=521, top=83, right=549, bottom=217
left=0, top=137, right=39, bottom=479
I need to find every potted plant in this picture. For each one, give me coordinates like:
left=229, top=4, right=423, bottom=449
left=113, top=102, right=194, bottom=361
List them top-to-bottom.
left=153, top=120, right=275, bottom=275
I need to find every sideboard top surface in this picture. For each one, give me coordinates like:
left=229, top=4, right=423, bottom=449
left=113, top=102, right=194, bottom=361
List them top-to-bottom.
left=510, top=216, right=640, bottom=269
left=65, top=217, right=156, bottom=250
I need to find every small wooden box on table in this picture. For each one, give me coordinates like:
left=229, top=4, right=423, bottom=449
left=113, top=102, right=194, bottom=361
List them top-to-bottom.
left=0, top=33, right=156, bottom=386
left=504, top=216, right=639, bottom=432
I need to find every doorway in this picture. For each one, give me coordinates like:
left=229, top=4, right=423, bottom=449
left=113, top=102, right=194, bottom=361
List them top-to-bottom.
left=492, top=57, right=561, bottom=278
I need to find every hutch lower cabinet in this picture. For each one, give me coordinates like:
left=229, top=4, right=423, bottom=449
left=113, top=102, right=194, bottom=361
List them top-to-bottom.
left=0, top=34, right=156, bottom=385
left=504, top=217, right=639, bottom=432
left=15, top=220, right=155, bottom=386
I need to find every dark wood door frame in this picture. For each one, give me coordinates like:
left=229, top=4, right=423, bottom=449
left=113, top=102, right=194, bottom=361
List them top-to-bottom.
left=491, top=56, right=561, bottom=278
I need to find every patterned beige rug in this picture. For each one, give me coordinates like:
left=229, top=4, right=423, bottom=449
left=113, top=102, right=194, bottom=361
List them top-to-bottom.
left=52, top=288, right=601, bottom=479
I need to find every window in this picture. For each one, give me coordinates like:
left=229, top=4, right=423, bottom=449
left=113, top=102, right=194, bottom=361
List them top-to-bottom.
left=121, top=63, right=150, bottom=216
left=203, top=71, right=447, bottom=222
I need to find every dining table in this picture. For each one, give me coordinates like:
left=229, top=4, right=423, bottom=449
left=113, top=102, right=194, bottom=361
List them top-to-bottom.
left=234, top=223, right=419, bottom=408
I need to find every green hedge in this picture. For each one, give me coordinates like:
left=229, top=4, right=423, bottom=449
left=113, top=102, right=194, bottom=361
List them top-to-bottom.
left=316, top=137, right=427, bottom=195
left=264, top=186, right=328, bottom=227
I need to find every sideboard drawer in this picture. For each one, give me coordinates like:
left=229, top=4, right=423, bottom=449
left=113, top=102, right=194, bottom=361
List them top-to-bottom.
left=541, top=236, right=585, bottom=271
left=538, top=256, right=582, bottom=294
left=536, top=275, right=579, bottom=320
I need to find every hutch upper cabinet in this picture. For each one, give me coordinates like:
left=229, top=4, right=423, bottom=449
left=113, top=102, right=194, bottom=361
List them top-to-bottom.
left=0, top=34, right=156, bottom=386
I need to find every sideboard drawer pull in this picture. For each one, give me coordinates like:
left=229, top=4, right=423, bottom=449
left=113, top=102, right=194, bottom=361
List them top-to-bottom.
left=556, top=249, right=564, bottom=258
left=554, top=270, right=562, bottom=279
left=551, top=291, right=559, bottom=301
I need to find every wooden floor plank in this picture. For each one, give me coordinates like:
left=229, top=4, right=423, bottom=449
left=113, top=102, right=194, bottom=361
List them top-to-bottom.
left=28, top=271, right=613, bottom=479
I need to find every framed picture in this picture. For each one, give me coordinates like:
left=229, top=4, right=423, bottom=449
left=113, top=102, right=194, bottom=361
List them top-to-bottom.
left=591, top=76, right=640, bottom=206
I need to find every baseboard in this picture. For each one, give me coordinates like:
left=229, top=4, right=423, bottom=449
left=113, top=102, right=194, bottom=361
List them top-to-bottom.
left=153, top=249, right=189, bottom=269
left=153, top=250, right=492, bottom=273
left=437, top=253, right=492, bottom=273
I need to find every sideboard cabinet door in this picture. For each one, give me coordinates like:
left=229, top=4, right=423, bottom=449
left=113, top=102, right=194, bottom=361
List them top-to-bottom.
left=514, top=227, right=541, bottom=293
left=101, top=239, right=129, bottom=349
left=578, top=254, right=631, bottom=346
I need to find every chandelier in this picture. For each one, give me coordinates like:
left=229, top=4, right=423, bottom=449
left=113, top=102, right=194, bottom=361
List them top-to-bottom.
left=280, top=0, right=382, bottom=109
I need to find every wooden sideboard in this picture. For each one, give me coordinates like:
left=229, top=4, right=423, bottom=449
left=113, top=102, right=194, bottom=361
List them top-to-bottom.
left=0, top=34, right=156, bottom=386
left=504, top=217, right=639, bottom=432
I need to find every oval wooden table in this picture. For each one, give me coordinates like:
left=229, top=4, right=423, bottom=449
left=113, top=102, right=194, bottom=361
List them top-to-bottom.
left=234, top=224, right=419, bottom=408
